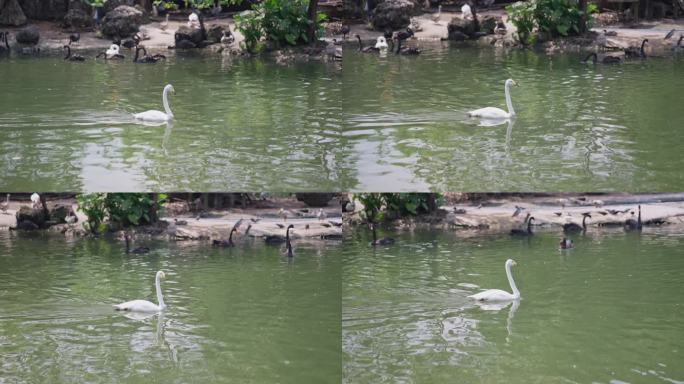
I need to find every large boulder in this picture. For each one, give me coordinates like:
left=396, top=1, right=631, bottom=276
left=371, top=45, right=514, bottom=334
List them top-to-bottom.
left=0, top=0, right=27, bottom=26
left=18, top=0, right=69, bottom=20
left=62, top=0, right=93, bottom=29
left=102, top=0, right=131, bottom=15
left=371, top=0, right=418, bottom=30
left=100, top=5, right=142, bottom=38
left=447, top=17, right=478, bottom=40
left=175, top=24, right=203, bottom=45
left=206, top=24, right=225, bottom=44
left=15, top=25, right=39, bottom=44
left=15, top=206, right=48, bottom=230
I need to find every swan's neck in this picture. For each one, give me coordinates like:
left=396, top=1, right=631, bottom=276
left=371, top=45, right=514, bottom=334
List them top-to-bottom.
left=357, top=36, right=363, bottom=50
left=640, top=40, right=647, bottom=54
left=64, top=46, right=70, bottom=59
left=134, top=47, right=140, bottom=62
left=505, top=82, right=515, bottom=116
left=162, top=87, right=173, bottom=118
left=637, top=206, right=642, bottom=228
left=582, top=215, right=588, bottom=230
left=372, top=225, right=377, bottom=242
left=229, top=228, right=236, bottom=245
left=125, top=237, right=130, bottom=253
left=505, top=263, right=520, bottom=298
left=156, top=274, right=166, bottom=309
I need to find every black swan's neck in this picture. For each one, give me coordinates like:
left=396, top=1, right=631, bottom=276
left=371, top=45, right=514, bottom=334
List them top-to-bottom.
left=4, top=33, right=8, bottom=49
left=678, top=35, right=684, bottom=47
left=356, top=36, right=363, bottom=51
left=395, top=39, right=401, bottom=54
left=640, top=39, right=647, bottom=56
left=63, top=46, right=70, bottom=59
left=134, top=47, right=141, bottom=62
left=584, top=52, right=597, bottom=63
left=637, top=205, right=642, bottom=228
left=582, top=215, right=588, bottom=230
left=527, top=218, right=535, bottom=234
left=371, top=224, right=378, bottom=242
left=285, top=226, right=293, bottom=257
left=229, top=227, right=237, bottom=245
left=125, top=236, right=130, bottom=253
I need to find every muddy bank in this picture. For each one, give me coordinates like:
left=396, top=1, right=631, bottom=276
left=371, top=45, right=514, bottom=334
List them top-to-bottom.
left=345, top=193, right=684, bottom=235
left=0, top=196, right=342, bottom=242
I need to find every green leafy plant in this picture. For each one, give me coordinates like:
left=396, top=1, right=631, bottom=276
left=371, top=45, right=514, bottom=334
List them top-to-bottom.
left=235, top=0, right=326, bottom=52
left=507, top=0, right=596, bottom=44
left=506, top=1, right=536, bottom=45
left=235, top=10, right=264, bottom=53
left=76, top=193, right=167, bottom=234
left=354, top=193, right=442, bottom=223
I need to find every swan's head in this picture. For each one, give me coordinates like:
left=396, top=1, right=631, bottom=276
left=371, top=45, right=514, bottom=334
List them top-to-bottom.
left=189, top=13, right=199, bottom=22
left=505, top=79, right=518, bottom=88
left=164, top=84, right=175, bottom=95
left=287, top=224, right=294, bottom=230
left=506, top=259, right=517, bottom=267
left=156, top=271, right=166, bottom=280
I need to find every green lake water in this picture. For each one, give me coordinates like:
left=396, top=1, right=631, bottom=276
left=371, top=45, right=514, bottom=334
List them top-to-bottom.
left=1, top=46, right=683, bottom=191
left=343, top=226, right=684, bottom=383
left=0, top=232, right=341, bottom=383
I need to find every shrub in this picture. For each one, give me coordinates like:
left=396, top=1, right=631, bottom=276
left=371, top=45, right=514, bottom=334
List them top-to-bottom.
left=235, top=0, right=326, bottom=52
left=506, top=0, right=597, bottom=44
left=76, top=193, right=167, bottom=234
left=354, top=193, right=442, bottom=223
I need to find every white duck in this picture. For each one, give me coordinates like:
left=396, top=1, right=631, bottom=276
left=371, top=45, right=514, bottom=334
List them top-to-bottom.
left=461, top=3, right=473, bottom=20
left=375, top=36, right=389, bottom=50
left=105, top=44, right=122, bottom=59
left=467, top=79, right=518, bottom=119
left=134, top=84, right=175, bottom=122
left=468, top=259, right=520, bottom=302
left=114, top=271, right=167, bottom=312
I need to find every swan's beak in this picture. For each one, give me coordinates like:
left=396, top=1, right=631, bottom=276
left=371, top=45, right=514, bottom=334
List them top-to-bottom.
left=512, top=80, right=519, bottom=86
left=511, top=260, right=518, bottom=266
left=160, top=272, right=166, bottom=279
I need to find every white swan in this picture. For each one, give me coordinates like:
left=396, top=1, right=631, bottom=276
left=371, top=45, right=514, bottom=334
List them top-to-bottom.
left=461, top=4, right=473, bottom=20
left=188, top=12, right=200, bottom=29
left=375, top=36, right=389, bottom=50
left=106, top=44, right=120, bottom=58
left=467, top=79, right=518, bottom=119
left=134, top=84, right=175, bottom=122
left=30, top=193, right=40, bottom=208
left=468, top=259, right=520, bottom=302
left=114, top=271, right=167, bottom=312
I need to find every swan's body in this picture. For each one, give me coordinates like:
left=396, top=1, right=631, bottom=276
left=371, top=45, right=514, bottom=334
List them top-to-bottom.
left=461, top=4, right=473, bottom=20
left=188, top=12, right=200, bottom=29
left=355, top=34, right=379, bottom=53
left=375, top=36, right=389, bottom=50
left=106, top=44, right=122, bottom=58
left=63, top=45, right=85, bottom=61
left=468, top=79, right=518, bottom=119
left=134, top=84, right=175, bottom=122
left=30, top=193, right=40, bottom=208
left=625, top=205, right=642, bottom=231
left=563, top=213, right=591, bottom=233
left=510, top=216, right=534, bottom=236
left=370, top=223, right=395, bottom=246
left=285, top=224, right=294, bottom=257
left=469, top=259, right=520, bottom=302
left=114, top=271, right=166, bottom=312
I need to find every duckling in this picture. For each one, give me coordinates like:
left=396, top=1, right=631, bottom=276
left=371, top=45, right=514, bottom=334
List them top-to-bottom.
left=221, top=29, right=234, bottom=46
left=63, top=45, right=85, bottom=62
left=559, top=237, right=574, bottom=249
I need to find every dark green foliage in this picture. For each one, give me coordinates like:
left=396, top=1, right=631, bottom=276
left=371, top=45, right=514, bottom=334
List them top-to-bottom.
left=235, top=0, right=326, bottom=52
left=507, top=0, right=597, bottom=45
left=76, top=193, right=166, bottom=234
left=354, top=193, right=442, bottom=223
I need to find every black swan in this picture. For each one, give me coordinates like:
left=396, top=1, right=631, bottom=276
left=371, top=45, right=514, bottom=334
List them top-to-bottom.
left=0, top=31, right=10, bottom=54
left=68, top=32, right=80, bottom=45
left=355, top=34, right=378, bottom=53
left=395, top=38, right=421, bottom=55
left=625, top=39, right=648, bottom=58
left=63, top=45, right=85, bottom=62
left=134, top=46, right=166, bottom=63
left=582, top=52, right=622, bottom=64
left=563, top=213, right=591, bottom=233
left=511, top=217, right=535, bottom=236
left=370, top=222, right=395, bottom=246
left=284, top=224, right=294, bottom=257
left=213, top=226, right=239, bottom=247
left=125, top=234, right=150, bottom=254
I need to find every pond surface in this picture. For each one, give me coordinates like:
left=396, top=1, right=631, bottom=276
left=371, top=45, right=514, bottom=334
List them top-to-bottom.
left=342, top=44, right=684, bottom=191
left=2, top=46, right=683, bottom=192
left=0, top=52, right=344, bottom=191
left=343, top=227, right=684, bottom=383
left=0, top=232, right=341, bottom=383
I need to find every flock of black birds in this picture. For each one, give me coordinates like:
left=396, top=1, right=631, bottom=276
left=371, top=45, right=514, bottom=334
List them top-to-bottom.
left=348, top=26, right=422, bottom=56
left=583, top=28, right=683, bottom=65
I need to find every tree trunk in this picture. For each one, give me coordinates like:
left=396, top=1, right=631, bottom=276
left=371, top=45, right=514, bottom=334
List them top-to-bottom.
left=307, top=0, right=319, bottom=43
left=578, top=0, right=587, bottom=34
